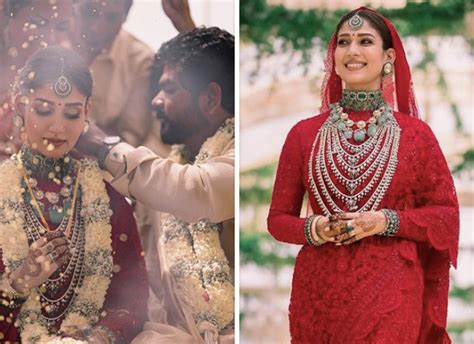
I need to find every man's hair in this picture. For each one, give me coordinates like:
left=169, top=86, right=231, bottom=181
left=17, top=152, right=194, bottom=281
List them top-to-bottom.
left=151, top=27, right=234, bottom=115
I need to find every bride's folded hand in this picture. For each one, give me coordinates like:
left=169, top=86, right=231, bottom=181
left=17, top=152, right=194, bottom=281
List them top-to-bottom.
left=327, top=211, right=386, bottom=245
left=9, top=231, right=70, bottom=294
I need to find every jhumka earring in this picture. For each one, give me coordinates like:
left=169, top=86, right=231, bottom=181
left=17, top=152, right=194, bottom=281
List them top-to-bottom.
left=348, top=12, right=363, bottom=30
left=54, top=56, right=73, bottom=97
left=383, top=62, right=393, bottom=76
left=12, top=112, right=24, bottom=128
left=83, top=120, right=90, bottom=133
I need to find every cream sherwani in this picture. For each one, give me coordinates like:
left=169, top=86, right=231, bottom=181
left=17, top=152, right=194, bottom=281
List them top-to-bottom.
left=104, top=141, right=235, bottom=344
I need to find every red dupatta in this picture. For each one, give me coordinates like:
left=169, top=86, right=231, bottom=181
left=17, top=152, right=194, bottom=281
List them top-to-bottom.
left=320, top=6, right=420, bottom=119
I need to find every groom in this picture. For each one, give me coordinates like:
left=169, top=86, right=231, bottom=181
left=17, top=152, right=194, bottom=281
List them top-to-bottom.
left=77, top=26, right=235, bottom=343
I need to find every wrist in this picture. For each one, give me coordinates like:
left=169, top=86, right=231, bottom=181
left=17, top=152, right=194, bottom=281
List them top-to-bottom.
left=98, top=136, right=121, bottom=169
left=378, top=209, right=400, bottom=236
left=304, top=215, right=325, bottom=246
left=312, top=216, right=327, bottom=244
left=1, top=273, right=30, bottom=301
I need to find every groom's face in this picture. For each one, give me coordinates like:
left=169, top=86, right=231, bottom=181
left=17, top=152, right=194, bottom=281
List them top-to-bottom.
left=151, top=65, right=207, bottom=145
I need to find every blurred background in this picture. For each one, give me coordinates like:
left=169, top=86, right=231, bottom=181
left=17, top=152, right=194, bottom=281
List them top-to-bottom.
left=125, top=0, right=234, bottom=50
left=240, top=0, right=474, bottom=343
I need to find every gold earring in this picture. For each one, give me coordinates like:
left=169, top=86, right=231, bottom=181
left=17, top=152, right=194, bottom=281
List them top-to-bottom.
left=383, top=62, right=393, bottom=76
left=83, top=120, right=90, bottom=133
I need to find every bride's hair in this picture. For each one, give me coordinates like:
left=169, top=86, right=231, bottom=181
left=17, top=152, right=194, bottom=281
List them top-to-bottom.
left=15, top=46, right=93, bottom=100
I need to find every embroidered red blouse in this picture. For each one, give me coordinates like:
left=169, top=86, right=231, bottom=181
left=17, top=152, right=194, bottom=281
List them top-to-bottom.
left=268, top=110, right=459, bottom=343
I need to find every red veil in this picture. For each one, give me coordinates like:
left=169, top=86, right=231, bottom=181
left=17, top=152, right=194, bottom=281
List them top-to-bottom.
left=320, top=6, right=420, bottom=119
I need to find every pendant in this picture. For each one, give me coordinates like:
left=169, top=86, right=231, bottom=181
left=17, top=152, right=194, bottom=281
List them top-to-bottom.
left=367, top=124, right=377, bottom=137
left=353, top=129, right=366, bottom=142
left=342, top=130, right=352, bottom=140
left=45, top=192, right=59, bottom=204
left=347, top=199, right=358, bottom=211
left=48, top=206, right=64, bottom=224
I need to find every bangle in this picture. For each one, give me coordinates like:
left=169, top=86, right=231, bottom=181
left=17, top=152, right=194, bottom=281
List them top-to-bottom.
left=379, top=209, right=400, bottom=236
left=304, top=215, right=324, bottom=246
left=0, top=273, right=30, bottom=307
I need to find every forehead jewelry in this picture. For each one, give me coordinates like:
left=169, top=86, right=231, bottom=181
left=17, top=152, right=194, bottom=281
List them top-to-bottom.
left=348, top=12, right=363, bottom=31
left=54, top=56, right=73, bottom=98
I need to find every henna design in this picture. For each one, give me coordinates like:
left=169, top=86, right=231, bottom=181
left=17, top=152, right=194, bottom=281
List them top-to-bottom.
left=357, top=215, right=377, bottom=233
left=26, top=249, right=43, bottom=278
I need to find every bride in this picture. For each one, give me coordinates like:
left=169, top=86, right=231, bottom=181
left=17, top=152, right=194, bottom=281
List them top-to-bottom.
left=0, top=46, right=148, bottom=343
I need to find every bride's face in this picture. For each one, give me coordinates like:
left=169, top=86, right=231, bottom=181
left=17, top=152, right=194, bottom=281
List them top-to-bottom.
left=334, top=20, right=394, bottom=91
left=18, top=84, right=89, bottom=158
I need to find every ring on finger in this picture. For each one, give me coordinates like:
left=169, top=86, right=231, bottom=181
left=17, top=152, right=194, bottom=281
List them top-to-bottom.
left=345, top=221, right=354, bottom=233
left=45, top=243, right=55, bottom=252
left=47, top=250, right=59, bottom=261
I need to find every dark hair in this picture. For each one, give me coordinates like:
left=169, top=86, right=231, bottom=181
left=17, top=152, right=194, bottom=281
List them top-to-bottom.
left=6, top=0, right=32, bottom=17
left=336, top=9, right=393, bottom=50
left=151, top=26, right=235, bottom=115
left=17, top=46, right=93, bottom=99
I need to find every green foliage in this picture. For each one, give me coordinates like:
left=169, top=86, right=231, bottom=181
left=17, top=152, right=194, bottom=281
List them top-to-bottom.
left=241, top=0, right=468, bottom=58
left=452, top=148, right=474, bottom=174
left=240, top=162, right=276, bottom=206
left=240, top=231, right=295, bottom=268
left=450, top=285, right=474, bottom=302
left=448, top=320, right=474, bottom=334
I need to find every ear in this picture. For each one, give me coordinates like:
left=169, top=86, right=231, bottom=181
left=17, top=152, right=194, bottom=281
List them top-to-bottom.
left=385, top=48, right=396, bottom=64
left=198, top=82, right=222, bottom=118
left=13, top=95, right=27, bottom=117
left=84, top=98, right=92, bottom=119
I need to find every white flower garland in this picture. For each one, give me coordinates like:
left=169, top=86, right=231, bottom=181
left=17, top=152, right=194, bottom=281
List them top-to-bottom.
left=163, top=118, right=234, bottom=340
left=0, top=158, right=113, bottom=343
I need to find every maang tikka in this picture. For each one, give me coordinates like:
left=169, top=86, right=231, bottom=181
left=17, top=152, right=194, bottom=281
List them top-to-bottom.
left=348, top=12, right=363, bottom=30
left=54, top=56, right=73, bottom=97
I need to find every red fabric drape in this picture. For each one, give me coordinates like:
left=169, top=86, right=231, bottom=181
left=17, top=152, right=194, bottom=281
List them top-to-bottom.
left=320, top=7, right=419, bottom=119
left=269, top=8, right=457, bottom=341
left=268, top=111, right=458, bottom=343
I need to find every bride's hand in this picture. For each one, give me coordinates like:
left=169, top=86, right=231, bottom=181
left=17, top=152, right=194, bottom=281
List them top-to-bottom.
left=328, top=211, right=386, bottom=245
left=9, top=231, right=70, bottom=294
left=61, top=325, right=111, bottom=344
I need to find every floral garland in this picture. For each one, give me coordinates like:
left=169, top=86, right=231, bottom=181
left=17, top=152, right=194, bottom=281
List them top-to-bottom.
left=162, top=117, right=234, bottom=341
left=0, top=157, right=113, bottom=343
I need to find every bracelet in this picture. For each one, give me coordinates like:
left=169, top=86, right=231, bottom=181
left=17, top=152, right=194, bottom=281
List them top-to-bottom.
left=379, top=209, right=400, bottom=236
left=304, top=215, right=324, bottom=246
left=0, top=273, right=29, bottom=308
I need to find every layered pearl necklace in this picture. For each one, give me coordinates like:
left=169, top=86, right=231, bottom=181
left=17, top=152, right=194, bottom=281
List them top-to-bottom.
left=308, top=90, right=400, bottom=215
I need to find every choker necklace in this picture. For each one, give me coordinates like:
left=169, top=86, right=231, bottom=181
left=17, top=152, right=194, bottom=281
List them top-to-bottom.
left=339, top=90, right=385, bottom=111
left=308, top=101, right=400, bottom=214
left=20, top=146, right=74, bottom=181
left=18, top=148, right=81, bottom=228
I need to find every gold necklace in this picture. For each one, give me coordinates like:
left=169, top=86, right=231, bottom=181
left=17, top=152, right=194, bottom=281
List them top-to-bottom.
left=17, top=153, right=81, bottom=238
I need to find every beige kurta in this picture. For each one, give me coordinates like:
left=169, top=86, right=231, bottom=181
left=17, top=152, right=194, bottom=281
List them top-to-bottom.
left=89, top=29, right=169, bottom=157
left=104, top=141, right=235, bottom=343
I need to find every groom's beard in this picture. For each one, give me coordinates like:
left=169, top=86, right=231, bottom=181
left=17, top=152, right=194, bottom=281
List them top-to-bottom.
left=157, top=108, right=208, bottom=145
left=159, top=117, right=189, bottom=145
